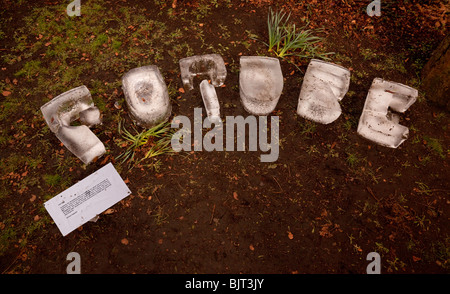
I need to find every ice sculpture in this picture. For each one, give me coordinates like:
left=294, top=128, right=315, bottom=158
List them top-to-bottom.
left=179, top=54, right=227, bottom=91
left=239, top=56, right=284, bottom=115
left=297, top=59, right=350, bottom=124
left=122, top=65, right=172, bottom=128
left=357, top=78, right=418, bottom=148
left=200, top=80, right=221, bottom=123
left=40, top=85, right=105, bottom=164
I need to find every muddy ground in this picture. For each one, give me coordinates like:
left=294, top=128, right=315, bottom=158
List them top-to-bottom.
left=0, top=0, right=448, bottom=274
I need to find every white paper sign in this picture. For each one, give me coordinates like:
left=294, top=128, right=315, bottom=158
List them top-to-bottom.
left=44, top=162, right=131, bottom=236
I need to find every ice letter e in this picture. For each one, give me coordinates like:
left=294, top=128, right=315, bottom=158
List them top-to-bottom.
left=357, top=78, right=417, bottom=148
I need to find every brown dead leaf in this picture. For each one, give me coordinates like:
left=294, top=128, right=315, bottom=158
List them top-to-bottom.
left=2, top=91, right=11, bottom=97
left=100, top=155, right=110, bottom=165
left=233, top=191, right=239, bottom=200
left=29, top=195, right=36, bottom=202
left=104, top=208, right=115, bottom=215
left=319, top=223, right=332, bottom=237
left=288, top=231, right=294, bottom=239
left=121, top=238, right=129, bottom=245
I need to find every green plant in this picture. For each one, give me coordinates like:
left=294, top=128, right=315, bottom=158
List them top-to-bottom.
left=264, top=8, right=333, bottom=62
left=267, top=8, right=291, bottom=54
left=15, top=60, right=46, bottom=79
left=117, top=120, right=175, bottom=168
left=299, top=120, right=316, bottom=137
left=424, top=136, right=445, bottom=158
left=346, top=152, right=359, bottom=167
left=43, top=174, right=61, bottom=187
left=415, top=181, right=433, bottom=195
left=153, top=205, right=169, bottom=225
left=414, top=215, right=430, bottom=230
left=0, top=224, right=16, bottom=256
left=375, top=242, right=389, bottom=254
left=387, top=257, right=406, bottom=272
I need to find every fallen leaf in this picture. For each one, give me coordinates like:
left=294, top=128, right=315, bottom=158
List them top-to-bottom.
left=178, top=87, right=185, bottom=93
left=2, top=91, right=11, bottom=97
left=100, top=156, right=110, bottom=165
left=233, top=191, right=239, bottom=200
left=30, top=195, right=36, bottom=202
left=104, top=208, right=115, bottom=215
left=288, top=231, right=294, bottom=239
left=121, top=238, right=129, bottom=245
left=249, top=244, right=255, bottom=251
left=412, top=256, right=421, bottom=262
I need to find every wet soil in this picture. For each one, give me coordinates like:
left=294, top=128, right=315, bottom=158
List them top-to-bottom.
left=0, top=0, right=448, bottom=274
